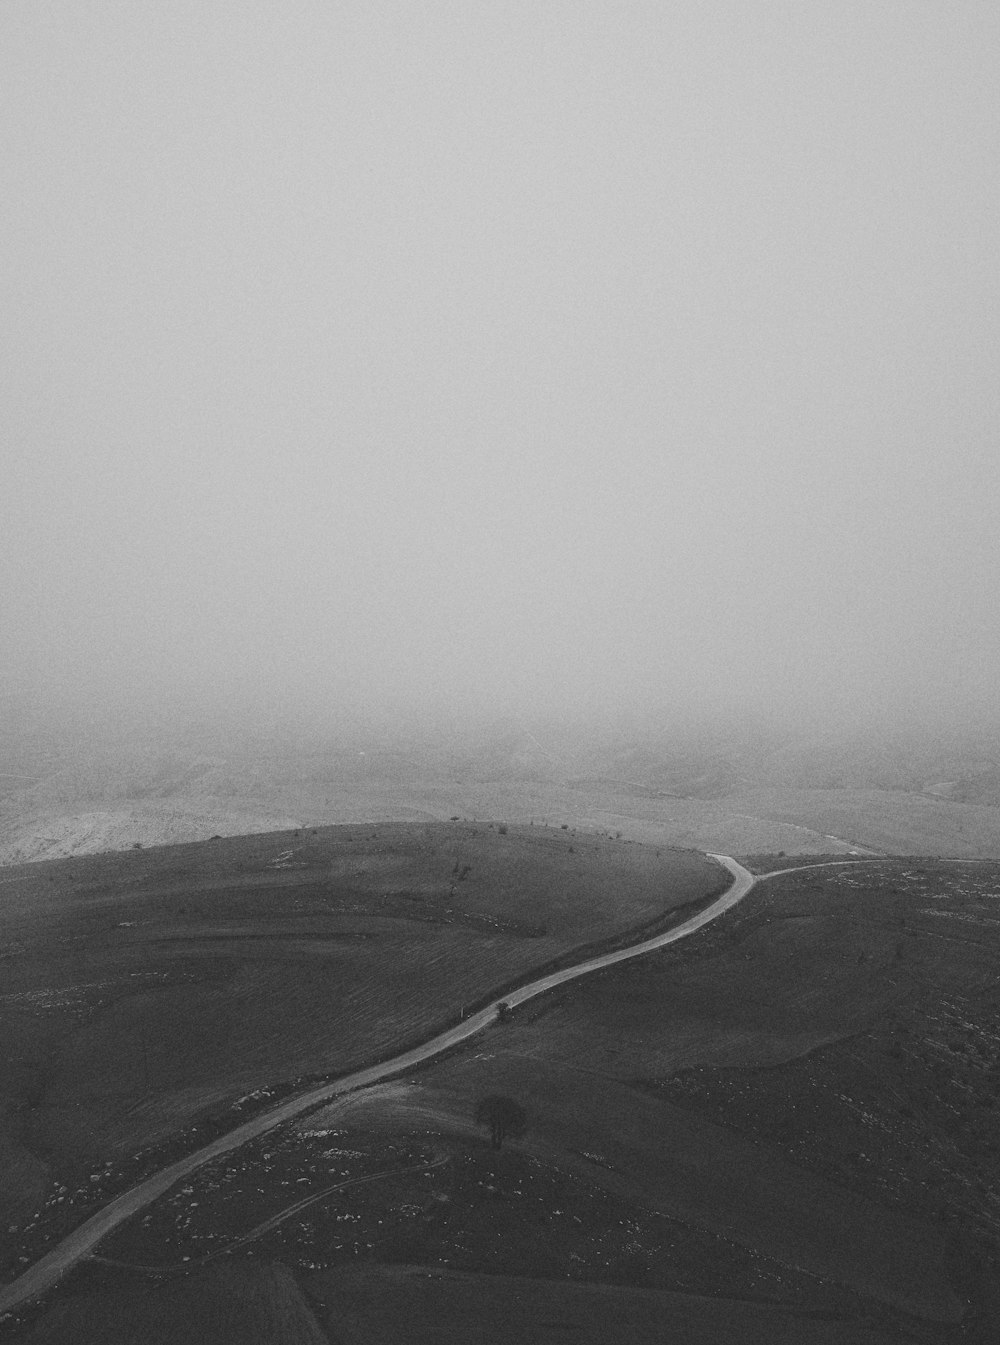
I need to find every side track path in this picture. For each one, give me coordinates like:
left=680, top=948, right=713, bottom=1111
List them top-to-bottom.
left=1, top=852, right=855, bottom=1315
left=90, top=1154, right=451, bottom=1273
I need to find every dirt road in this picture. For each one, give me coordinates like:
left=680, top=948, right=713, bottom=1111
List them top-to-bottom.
left=0, top=853, right=753, bottom=1316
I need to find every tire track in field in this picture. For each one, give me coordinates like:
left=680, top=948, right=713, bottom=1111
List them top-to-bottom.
left=91, top=1153, right=450, bottom=1273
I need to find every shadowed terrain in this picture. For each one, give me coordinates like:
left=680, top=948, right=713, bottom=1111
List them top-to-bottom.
left=0, top=825, right=717, bottom=1246
left=5, top=843, right=999, bottom=1342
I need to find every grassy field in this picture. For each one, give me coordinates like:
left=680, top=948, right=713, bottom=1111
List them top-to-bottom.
left=0, top=824, right=718, bottom=1255
left=7, top=843, right=1000, bottom=1342
left=396, top=856, right=1000, bottom=1333
left=649, top=859, right=1000, bottom=1323
left=27, top=860, right=996, bottom=1342
left=408, top=1056, right=958, bottom=1322
left=69, top=1081, right=910, bottom=1340
left=9, top=1257, right=903, bottom=1345
left=6, top=1261, right=327, bottom=1345
left=303, top=1263, right=903, bottom=1345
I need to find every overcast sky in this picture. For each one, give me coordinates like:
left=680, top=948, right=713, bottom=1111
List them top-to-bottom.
left=3, top=2, right=998, bottom=731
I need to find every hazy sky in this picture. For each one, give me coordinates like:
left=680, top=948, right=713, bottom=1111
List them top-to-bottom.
left=3, top=3, right=999, bottom=730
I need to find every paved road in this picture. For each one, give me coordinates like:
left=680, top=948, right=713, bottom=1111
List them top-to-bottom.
left=0, top=853, right=754, bottom=1316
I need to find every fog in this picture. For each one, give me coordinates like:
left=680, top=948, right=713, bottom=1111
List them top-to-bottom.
left=3, top=3, right=998, bottom=738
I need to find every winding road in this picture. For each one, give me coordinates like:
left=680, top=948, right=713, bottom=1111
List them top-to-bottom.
left=0, top=852, right=757, bottom=1315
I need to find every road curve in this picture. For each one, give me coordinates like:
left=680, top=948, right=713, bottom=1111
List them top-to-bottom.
left=0, top=853, right=753, bottom=1316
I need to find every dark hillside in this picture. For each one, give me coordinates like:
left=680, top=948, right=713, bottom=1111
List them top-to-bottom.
left=0, top=825, right=716, bottom=1260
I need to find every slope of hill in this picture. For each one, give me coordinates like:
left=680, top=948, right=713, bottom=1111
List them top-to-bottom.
left=0, top=824, right=716, bottom=1245
left=6, top=847, right=999, bottom=1342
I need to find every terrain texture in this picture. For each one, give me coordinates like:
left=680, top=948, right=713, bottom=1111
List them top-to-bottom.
left=5, top=719, right=1000, bottom=864
left=1, top=823, right=998, bottom=1341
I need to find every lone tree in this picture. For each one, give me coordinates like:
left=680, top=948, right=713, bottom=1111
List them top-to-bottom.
left=475, top=1094, right=527, bottom=1151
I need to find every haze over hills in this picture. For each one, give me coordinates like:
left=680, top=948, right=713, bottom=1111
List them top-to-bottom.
left=3, top=0, right=999, bottom=870
left=2, top=1, right=999, bottom=1339
left=3, top=705, right=1000, bottom=864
